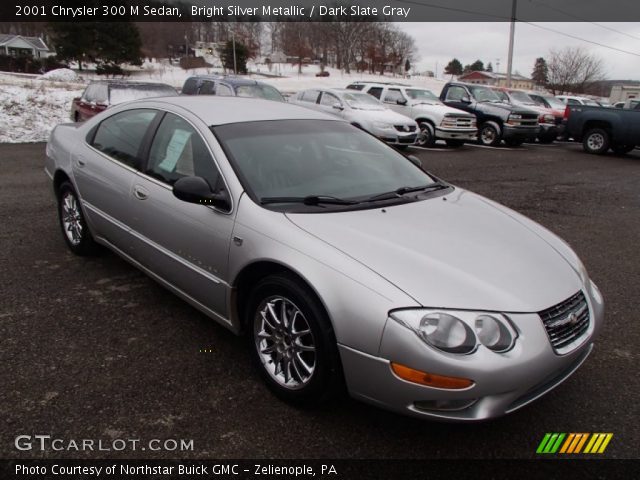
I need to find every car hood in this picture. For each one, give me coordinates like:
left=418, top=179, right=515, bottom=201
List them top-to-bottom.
left=475, top=101, right=538, bottom=117
left=412, top=102, right=474, bottom=117
left=353, top=109, right=416, bottom=125
left=286, top=189, right=582, bottom=312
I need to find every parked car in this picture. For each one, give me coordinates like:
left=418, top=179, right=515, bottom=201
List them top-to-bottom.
left=315, top=71, right=330, bottom=77
left=181, top=75, right=285, bottom=101
left=70, top=81, right=177, bottom=122
left=346, top=82, right=476, bottom=148
left=440, top=82, right=539, bottom=147
left=491, top=87, right=561, bottom=143
left=292, top=88, right=418, bottom=148
left=527, top=91, right=567, bottom=117
left=556, top=95, right=601, bottom=107
left=45, top=96, right=603, bottom=421
left=613, top=99, right=640, bottom=110
left=612, top=101, right=626, bottom=109
left=565, top=104, right=640, bottom=154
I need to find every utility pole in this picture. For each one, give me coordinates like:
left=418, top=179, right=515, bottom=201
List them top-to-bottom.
left=506, top=0, right=517, bottom=87
left=232, top=29, right=237, bottom=75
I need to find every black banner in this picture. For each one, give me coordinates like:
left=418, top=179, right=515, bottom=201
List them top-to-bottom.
left=2, top=0, right=640, bottom=22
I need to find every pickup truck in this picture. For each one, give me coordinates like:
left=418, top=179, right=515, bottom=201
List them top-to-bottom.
left=71, top=81, right=177, bottom=122
left=346, top=81, right=477, bottom=147
left=440, top=82, right=539, bottom=147
left=565, top=105, right=640, bottom=154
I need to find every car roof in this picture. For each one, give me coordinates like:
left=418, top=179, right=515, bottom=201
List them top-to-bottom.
left=186, top=75, right=269, bottom=87
left=88, top=80, right=174, bottom=88
left=349, top=81, right=411, bottom=87
left=131, top=96, right=340, bottom=125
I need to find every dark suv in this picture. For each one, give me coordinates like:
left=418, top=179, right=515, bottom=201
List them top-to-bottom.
left=181, top=76, right=285, bottom=102
left=440, top=82, right=539, bottom=147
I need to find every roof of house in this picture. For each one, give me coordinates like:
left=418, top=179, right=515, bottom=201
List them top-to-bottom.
left=0, top=34, right=50, bottom=51
left=459, top=70, right=531, bottom=81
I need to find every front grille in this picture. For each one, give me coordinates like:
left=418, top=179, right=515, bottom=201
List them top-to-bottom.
left=454, top=117, right=475, bottom=128
left=394, top=125, right=417, bottom=133
left=538, top=291, right=590, bottom=353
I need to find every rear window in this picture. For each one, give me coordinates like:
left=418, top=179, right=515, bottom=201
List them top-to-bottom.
left=235, top=84, right=284, bottom=102
left=346, top=84, right=365, bottom=91
left=109, top=85, right=176, bottom=105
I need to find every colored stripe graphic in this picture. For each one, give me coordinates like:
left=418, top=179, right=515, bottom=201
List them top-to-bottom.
left=537, top=433, right=613, bottom=454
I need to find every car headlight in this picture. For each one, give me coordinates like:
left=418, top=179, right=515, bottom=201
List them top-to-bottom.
left=509, top=113, right=522, bottom=120
left=373, top=122, right=395, bottom=131
left=390, top=309, right=517, bottom=354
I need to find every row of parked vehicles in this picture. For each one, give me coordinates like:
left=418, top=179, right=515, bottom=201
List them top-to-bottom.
left=70, top=76, right=639, bottom=156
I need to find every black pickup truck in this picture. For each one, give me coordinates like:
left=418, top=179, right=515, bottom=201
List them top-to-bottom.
left=440, top=82, right=539, bottom=147
left=565, top=105, right=640, bottom=154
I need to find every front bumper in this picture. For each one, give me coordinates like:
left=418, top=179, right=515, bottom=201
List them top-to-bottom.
left=538, top=123, right=560, bottom=141
left=503, top=125, right=539, bottom=141
left=435, top=127, right=477, bottom=141
left=377, top=132, right=417, bottom=145
left=339, top=281, right=604, bottom=421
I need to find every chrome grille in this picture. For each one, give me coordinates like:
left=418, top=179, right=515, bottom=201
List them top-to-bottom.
left=455, top=117, right=475, bottom=128
left=538, top=291, right=590, bottom=353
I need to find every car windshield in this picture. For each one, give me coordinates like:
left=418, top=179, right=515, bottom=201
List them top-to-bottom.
left=235, top=84, right=284, bottom=102
left=109, top=85, right=176, bottom=104
left=469, top=86, right=502, bottom=102
left=405, top=89, right=440, bottom=102
left=493, top=90, right=509, bottom=102
left=509, top=90, right=536, bottom=104
left=342, top=92, right=384, bottom=109
left=538, top=95, right=565, bottom=109
left=212, top=120, right=437, bottom=211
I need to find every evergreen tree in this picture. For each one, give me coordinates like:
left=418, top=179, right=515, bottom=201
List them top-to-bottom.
left=47, top=23, right=95, bottom=71
left=95, top=23, right=142, bottom=66
left=219, top=40, right=249, bottom=74
left=532, top=57, right=549, bottom=86
left=404, top=58, right=411, bottom=73
left=444, top=58, right=463, bottom=77
left=469, top=59, right=484, bottom=71
left=486, top=62, right=493, bottom=72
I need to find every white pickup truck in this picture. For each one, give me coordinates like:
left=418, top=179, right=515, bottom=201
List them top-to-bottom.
left=346, top=82, right=477, bottom=147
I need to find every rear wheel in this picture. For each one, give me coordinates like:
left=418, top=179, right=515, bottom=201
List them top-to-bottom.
left=416, top=122, right=436, bottom=147
left=478, top=122, right=501, bottom=147
left=582, top=128, right=610, bottom=154
left=445, top=139, right=465, bottom=148
left=611, top=144, right=635, bottom=155
left=57, top=181, right=99, bottom=256
left=247, top=274, right=342, bottom=405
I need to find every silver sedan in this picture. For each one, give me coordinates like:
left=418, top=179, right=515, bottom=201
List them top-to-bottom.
left=45, top=96, right=604, bottom=421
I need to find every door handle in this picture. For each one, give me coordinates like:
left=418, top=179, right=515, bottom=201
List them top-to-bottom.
left=76, top=156, right=86, bottom=167
left=133, top=185, right=149, bottom=200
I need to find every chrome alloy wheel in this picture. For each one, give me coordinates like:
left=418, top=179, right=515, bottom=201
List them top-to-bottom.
left=481, top=126, right=497, bottom=145
left=586, top=132, right=605, bottom=151
left=61, top=191, right=83, bottom=246
left=254, top=296, right=316, bottom=389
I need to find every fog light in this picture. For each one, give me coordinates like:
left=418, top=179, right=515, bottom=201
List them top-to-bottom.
left=391, top=362, right=473, bottom=389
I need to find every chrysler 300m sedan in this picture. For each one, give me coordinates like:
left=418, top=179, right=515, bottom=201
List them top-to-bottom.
left=45, top=96, right=604, bottom=421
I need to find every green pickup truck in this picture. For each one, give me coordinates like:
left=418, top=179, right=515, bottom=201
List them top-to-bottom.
left=565, top=105, right=640, bottom=154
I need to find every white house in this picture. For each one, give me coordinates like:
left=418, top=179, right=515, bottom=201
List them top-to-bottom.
left=0, top=34, right=54, bottom=58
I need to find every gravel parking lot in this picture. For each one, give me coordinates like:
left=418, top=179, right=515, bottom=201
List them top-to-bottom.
left=0, top=141, right=638, bottom=459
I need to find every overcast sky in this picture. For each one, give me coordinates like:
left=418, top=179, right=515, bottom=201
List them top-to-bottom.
left=401, top=22, right=640, bottom=80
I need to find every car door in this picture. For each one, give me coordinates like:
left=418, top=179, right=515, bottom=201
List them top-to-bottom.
left=443, top=85, right=474, bottom=114
left=382, top=88, right=410, bottom=116
left=317, top=91, right=345, bottom=118
left=74, top=108, right=160, bottom=253
left=130, top=111, right=234, bottom=318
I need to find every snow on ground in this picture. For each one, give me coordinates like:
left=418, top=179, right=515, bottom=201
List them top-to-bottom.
left=0, top=60, right=448, bottom=143
left=0, top=74, right=84, bottom=143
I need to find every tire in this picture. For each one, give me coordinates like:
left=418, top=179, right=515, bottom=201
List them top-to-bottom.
left=74, top=112, right=80, bottom=122
left=416, top=121, right=436, bottom=147
left=478, top=122, right=501, bottom=147
left=582, top=128, right=610, bottom=155
left=504, top=138, right=524, bottom=147
left=445, top=139, right=465, bottom=148
left=611, top=144, right=635, bottom=155
left=57, top=181, right=99, bottom=256
left=247, top=274, right=342, bottom=405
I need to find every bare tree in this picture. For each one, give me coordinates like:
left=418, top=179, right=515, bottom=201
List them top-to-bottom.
left=547, top=46, right=606, bottom=95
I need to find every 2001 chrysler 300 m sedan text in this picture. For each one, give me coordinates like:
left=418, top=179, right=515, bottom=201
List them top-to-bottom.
left=44, top=97, right=604, bottom=421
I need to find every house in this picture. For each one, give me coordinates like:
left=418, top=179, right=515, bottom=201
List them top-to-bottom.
left=0, top=34, right=54, bottom=58
left=458, top=70, right=534, bottom=90
left=609, top=84, right=640, bottom=103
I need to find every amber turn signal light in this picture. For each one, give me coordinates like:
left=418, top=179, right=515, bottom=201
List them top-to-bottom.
left=390, top=362, right=474, bottom=390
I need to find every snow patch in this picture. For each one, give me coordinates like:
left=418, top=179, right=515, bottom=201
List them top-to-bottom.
left=38, top=68, right=79, bottom=82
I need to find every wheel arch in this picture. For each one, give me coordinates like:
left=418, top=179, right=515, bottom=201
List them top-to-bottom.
left=53, top=169, right=72, bottom=195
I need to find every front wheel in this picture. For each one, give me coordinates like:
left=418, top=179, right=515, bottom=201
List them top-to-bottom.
left=416, top=122, right=436, bottom=147
left=478, top=122, right=502, bottom=147
left=582, top=128, right=610, bottom=154
left=445, top=139, right=465, bottom=148
left=57, top=181, right=99, bottom=255
left=247, top=274, right=342, bottom=405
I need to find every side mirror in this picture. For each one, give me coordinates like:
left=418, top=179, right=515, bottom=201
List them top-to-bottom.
left=460, top=96, right=471, bottom=104
left=396, top=98, right=408, bottom=106
left=332, top=102, right=344, bottom=110
left=407, top=155, right=422, bottom=168
left=173, top=176, right=230, bottom=210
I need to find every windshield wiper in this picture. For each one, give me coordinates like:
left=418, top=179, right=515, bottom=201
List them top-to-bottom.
left=363, top=183, right=448, bottom=202
left=260, top=195, right=359, bottom=206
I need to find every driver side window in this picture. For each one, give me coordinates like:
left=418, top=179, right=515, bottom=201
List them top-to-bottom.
left=445, top=86, right=468, bottom=102
left=383, top=89, right=405, bottom=104
left=320, top=92, right=340, bottom=107
left=146, top=113, right=220, bottom=189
